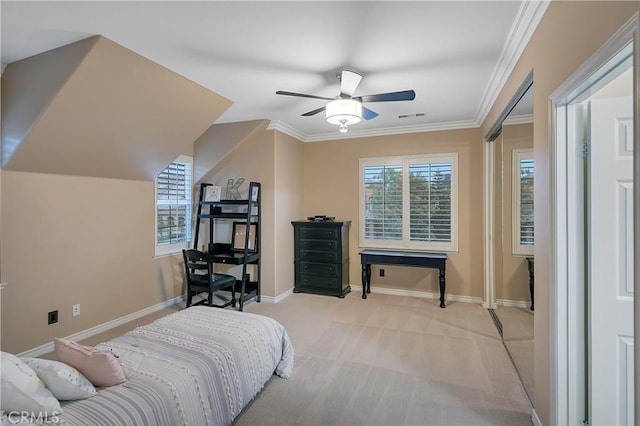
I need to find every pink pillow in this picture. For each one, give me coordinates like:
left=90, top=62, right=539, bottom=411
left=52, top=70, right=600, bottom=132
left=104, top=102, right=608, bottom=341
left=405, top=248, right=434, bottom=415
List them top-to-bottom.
left=53, top=338, right=125, bottom=387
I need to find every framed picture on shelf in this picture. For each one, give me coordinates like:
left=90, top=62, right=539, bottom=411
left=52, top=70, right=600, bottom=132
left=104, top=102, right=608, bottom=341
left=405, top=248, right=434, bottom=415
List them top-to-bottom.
left=204, top=185, right=222, bottom=202
left=232, top=222, right=258, bottom=252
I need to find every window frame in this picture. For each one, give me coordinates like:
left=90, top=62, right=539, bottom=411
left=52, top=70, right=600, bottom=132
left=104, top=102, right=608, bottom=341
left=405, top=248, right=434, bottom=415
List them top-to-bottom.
left=512, top=148, right=534, bottom=256
left=359, top=153, right=458, bottom=252
left=154, top=155, right=193, bottom=256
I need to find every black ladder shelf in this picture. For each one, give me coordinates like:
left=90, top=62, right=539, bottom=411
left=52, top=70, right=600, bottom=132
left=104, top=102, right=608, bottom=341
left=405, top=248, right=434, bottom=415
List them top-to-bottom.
left=193, top=181, right=261, bottom=311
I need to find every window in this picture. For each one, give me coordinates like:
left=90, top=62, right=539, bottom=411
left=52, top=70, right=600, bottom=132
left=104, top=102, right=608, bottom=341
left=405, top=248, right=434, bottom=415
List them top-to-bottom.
left=513, top=149, right=534, bottom=255
left=359, top=153, right=458, bottom=252
left=155, top=155, right=192, bottom=256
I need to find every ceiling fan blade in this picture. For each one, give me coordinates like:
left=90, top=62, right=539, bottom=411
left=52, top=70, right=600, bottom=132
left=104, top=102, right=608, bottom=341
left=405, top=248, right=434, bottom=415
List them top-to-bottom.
left=340, top=70, right=362, bottom=98
left=276, top=90, right=334, bottom=101
left=356, top=90, right=416, bottom=103
left=301, top=106, right=326, bottom=116
left=362, top=106, right=379, bottom=120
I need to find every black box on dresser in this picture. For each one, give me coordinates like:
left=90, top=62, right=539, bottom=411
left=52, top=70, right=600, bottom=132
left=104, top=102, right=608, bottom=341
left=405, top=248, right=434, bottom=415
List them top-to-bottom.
left=292, top=220, right=351, bottom=298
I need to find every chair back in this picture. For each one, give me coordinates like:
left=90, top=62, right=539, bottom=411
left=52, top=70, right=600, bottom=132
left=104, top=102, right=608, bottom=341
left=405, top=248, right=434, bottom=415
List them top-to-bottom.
left=182, top=248, right=237, bottom=308
left=183, top=249, right=211, bottom=280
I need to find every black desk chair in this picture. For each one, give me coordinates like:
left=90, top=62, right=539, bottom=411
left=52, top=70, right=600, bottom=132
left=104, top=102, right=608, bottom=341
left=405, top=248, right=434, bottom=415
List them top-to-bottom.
left=182, top=249, right=236, bottom=308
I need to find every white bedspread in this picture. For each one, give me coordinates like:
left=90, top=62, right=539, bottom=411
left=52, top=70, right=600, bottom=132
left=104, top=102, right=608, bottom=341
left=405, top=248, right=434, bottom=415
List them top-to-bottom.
left=59, top=306, right=294, bottom=426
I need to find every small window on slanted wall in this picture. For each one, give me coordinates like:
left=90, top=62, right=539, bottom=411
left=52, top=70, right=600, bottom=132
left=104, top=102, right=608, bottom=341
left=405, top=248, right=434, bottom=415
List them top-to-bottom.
left=513, top=149, right=534, bottom=256
left=359, top=153, right=458, bottom=252
left=155, top=155, right=192, bottom=256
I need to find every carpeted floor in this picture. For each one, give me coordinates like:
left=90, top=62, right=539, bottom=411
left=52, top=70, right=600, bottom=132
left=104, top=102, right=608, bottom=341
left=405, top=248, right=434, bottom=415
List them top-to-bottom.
left=67, top=291, right=533, bottom=425
left=237, top=292, right=533, bottom=426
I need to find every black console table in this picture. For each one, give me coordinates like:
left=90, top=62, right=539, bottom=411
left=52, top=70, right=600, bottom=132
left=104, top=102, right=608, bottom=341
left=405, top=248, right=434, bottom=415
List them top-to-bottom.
left=359, top=250, right=448, bottom=308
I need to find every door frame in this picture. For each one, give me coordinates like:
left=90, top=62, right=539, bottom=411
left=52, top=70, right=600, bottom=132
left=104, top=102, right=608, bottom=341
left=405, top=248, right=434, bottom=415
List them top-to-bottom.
left=549, top=12, right=639, bottom=425
left=483, top=72, right=534, bottom=310
left=483, top=137, right=496, bottom=309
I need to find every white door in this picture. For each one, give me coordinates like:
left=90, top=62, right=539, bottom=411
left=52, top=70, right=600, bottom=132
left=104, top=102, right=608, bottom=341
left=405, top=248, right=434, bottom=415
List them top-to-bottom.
left=589, top=94, right=634, bottom=425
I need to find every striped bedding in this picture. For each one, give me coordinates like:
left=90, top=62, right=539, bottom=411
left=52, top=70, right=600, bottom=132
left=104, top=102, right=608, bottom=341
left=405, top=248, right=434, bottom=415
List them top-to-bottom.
left=58, top=306, right=294, bottom=426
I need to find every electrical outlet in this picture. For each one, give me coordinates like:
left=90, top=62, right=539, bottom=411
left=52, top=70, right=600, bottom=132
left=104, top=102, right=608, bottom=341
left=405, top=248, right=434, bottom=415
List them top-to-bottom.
left=379, top=269, right=385, bottom=277
left=72, top=304, right=80, bottom=317
left=48, top=310, right=58, bottom=325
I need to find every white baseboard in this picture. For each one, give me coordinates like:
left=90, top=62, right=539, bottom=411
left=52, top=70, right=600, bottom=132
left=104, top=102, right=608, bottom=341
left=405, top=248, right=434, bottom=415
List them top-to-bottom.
left=350, top=285, right=483, bottom=305
left=260, top=287, right=293, bottom=303
left=18, top=296, right=184, bottom=358
left=496, top=298, right=531, bottom=309
left=531, top=408, right=542, bottom=426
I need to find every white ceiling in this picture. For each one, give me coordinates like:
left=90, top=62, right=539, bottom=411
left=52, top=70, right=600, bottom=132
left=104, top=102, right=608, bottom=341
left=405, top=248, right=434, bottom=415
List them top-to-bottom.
left=1, top=1, right=547, bottom=142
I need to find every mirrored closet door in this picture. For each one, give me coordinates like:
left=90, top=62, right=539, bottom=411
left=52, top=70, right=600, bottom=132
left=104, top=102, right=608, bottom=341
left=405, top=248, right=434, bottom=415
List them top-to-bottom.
left=490, top=81, right=534, bottom=402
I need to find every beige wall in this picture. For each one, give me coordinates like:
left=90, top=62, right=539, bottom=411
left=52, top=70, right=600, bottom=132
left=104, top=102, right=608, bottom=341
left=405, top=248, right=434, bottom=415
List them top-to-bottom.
left=481, top=2, right=639, bottom=423
left=196, top=125, right=304, bottom=299
left=198, top=126, right=278, bottom=297
left=303, top=128, right=484, bottom=299
left=274, top=132, right=304, bottom=297
left=0, top=170, right=185, bottom=354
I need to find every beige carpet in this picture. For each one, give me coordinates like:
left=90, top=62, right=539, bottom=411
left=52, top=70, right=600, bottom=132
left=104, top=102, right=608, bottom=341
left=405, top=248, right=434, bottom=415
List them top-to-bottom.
left=57, top=292, right=532, bottom=425
left=238, top=293, right=533, bottom=426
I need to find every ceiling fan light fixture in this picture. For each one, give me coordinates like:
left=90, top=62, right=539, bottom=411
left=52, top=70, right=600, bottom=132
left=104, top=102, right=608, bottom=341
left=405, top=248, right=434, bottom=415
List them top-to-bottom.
left=326, top=99, right=362, bottom=130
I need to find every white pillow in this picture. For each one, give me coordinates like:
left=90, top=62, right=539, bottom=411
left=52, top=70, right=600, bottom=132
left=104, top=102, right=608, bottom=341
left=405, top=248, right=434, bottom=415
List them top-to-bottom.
left=0, top=352, right=62, bottom=418
left=21, top=358, right=97, bottom=400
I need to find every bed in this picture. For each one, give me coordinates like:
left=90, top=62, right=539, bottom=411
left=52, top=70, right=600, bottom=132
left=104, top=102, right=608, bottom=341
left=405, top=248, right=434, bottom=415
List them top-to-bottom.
left=57, top=306, right=294, bottom=426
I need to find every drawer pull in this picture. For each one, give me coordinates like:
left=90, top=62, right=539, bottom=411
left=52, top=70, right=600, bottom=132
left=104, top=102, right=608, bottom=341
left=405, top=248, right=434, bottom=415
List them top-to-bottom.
left=301, top=240, right=336, bottom=248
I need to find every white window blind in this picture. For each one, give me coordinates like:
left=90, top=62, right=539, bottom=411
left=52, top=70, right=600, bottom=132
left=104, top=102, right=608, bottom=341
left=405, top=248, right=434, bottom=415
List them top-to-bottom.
left=513, top=149, right=534, bottom=255
left=360, top=153, right=458, bottom=252
left=155, top=156, right=192, bottom=255
left=519, top=158, right=534, bottom=245
left=409, top=162, right=452, bottom=243
left=363, top=165, right=403, bottom=240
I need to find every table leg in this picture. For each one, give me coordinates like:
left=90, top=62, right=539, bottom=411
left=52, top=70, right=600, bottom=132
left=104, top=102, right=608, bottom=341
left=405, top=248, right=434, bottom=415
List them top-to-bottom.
left=361, top=264, right=372, bottom=299
left=361, top=264, right=368, bottom=299
left=439, top=268, right=446, bottom=308
left=529, top=268, right=534, bottom=311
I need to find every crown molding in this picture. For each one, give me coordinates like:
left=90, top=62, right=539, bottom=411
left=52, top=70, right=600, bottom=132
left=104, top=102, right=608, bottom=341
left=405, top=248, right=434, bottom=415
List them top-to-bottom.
left=474, top=0, right=550, bottom=125
left=503, top=113, right=534, bottom=125
left=269, top=119, right=478, bottom=143
left=266, top=120, right=307, bottom=141
left=305, top=120, right=479, bottom=142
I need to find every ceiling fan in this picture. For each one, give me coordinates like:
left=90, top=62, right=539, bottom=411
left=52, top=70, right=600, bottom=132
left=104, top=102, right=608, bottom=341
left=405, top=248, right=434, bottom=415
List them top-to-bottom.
left=276, top=70, right=416, bottom=133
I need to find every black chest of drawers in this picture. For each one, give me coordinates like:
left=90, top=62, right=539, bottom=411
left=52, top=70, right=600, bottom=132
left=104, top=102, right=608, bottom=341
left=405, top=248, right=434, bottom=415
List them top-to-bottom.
left=292, top=221, right=351, bottom=298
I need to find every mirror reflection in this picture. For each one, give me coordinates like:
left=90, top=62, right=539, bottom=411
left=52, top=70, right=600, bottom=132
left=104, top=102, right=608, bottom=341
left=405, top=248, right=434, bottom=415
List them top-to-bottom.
left=492, top=84, right=534, bottom=402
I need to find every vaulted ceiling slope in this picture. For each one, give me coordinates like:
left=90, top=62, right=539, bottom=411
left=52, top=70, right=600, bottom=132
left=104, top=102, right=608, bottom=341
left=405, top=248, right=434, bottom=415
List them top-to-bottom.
left=1, top=35, right=232, bottom=180
left=193, top=119, right=270, bottom=184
